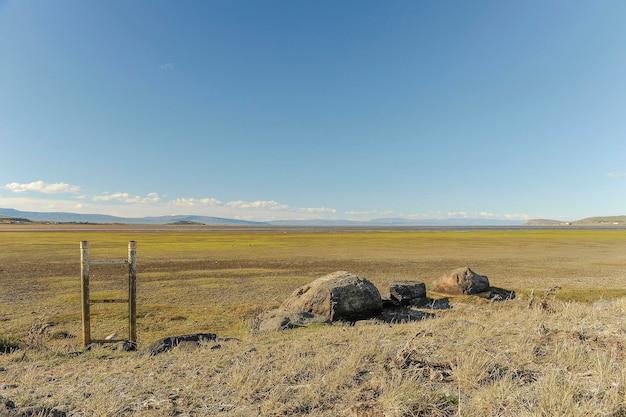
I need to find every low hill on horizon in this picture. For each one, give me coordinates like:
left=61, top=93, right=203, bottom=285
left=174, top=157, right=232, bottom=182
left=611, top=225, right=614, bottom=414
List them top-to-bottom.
left=524, top=215, right=626, bottom=226
left=573, top=215, right=626, bottom=226
left=523, top=219, right=571, bottom=226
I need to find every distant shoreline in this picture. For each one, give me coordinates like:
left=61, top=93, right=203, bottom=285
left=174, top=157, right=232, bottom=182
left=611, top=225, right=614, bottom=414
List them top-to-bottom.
left=1, top=223, right=625, bottom=233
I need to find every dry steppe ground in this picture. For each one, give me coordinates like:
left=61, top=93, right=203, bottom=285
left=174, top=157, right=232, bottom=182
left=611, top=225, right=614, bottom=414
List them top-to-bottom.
left=1, top=225, right=626, bottom=416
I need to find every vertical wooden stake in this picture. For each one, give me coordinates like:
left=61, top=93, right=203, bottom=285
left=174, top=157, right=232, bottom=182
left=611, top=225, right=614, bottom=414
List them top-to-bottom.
left=80, top=240, right=91, bottom=347
left=128, top=240, right=137, bottom=346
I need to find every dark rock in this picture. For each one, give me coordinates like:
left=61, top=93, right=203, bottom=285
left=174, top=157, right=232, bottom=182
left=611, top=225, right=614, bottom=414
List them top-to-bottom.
left=281, top=271, right=383, bottom=321
left=389, top=282, right=426, bottom=305
left=476, top=287, right=516, bottom=301
left=411, top=297, right=452, bottom=310
left=381, top=298, right=400, bottom=308
left=375, top=307, right=436, bottom=324
left=0, top=395, right=16, bottom=410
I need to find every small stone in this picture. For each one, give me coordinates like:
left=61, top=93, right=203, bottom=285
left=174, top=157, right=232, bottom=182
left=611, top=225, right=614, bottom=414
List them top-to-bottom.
left=0, top=394, right=16, bottom=409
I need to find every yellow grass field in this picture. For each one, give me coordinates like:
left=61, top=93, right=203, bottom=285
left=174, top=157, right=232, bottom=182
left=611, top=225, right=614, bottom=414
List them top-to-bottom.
left=1, top=225, right=625, bottom=416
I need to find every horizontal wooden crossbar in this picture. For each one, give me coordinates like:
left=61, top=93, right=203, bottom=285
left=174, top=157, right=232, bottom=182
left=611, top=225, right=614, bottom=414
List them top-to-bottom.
left=89, top=260, right=128, bottom=265
left=90, top=299, right=129, bottom=304
left=90, top=339, right=124, bottom=344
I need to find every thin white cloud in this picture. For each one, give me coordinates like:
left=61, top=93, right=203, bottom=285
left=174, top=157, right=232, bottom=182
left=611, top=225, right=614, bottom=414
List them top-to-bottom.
left=160, top=63, right=174, bottom=71
left=607, top=172, right=626, bottom=178
left=5, top=181, right=81, bottom=194
left=93, top=192, right=161, bottom=204
left=144, top=192, right=161, bottom=203
left=171, top=197, right=222, bottom=206
left=224, top=200, right=335, bottom=214
left=226, top=200, right=290, bottom=210
left=296, top=207, right=336, bottom=214
left=374, top=210, right=531, bottom=221
left=345, top=211, right=370, bottom=216
left=443, top=211, right=530, bottom=220
left=447, top=211, right=469, bottom=218
left=501, top=213, right=531, bottom=220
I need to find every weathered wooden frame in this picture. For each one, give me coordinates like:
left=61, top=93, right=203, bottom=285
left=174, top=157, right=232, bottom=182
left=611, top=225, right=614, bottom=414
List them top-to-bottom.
left=80, top=240, right=137, bottom=348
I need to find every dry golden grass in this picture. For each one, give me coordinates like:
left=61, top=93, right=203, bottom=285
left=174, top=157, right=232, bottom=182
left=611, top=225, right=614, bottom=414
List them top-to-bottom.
left=1, top=225, right=626, bottom=416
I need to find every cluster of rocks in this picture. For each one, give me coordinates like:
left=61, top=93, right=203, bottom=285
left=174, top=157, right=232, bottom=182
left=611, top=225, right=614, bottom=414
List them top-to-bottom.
left=259, top=267, right=514, bottom=332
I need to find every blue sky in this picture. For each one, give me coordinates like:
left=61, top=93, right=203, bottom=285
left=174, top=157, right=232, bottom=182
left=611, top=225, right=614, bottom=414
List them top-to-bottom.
left=1, top=1, right=625, bottom=222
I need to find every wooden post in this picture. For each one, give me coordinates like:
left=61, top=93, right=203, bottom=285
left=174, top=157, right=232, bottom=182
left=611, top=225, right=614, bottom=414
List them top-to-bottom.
left=128, top=240, right=137, bottom=346
left=80, top=241, right=91, bottom=347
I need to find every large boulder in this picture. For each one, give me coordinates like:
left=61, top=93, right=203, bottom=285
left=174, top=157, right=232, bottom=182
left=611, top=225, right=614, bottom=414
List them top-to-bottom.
left=431, top=267, right=490, bottom=295
left=281, top=271, right=383, bottom=321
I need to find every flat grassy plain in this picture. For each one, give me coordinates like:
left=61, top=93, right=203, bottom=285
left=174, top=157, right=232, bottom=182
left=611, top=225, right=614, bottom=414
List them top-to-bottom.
left=1, top=225, right=626, bottom=416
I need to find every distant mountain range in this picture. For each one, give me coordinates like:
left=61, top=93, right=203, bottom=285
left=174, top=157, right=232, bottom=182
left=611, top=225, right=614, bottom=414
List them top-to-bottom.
left=0, top=207, right=527, bottom=226
left=0, top=208, right=267, bottom=226
left=1, top=208, right=624, bottom=227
